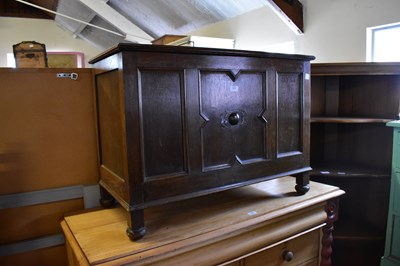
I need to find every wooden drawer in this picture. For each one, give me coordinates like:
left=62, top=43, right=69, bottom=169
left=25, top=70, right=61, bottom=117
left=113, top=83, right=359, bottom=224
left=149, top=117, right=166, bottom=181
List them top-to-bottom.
left=224, top=229, right=320, bottom=266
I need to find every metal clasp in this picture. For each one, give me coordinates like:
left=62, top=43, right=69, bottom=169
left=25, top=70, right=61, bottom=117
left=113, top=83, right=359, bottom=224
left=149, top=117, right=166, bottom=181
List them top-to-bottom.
left=56, top=72, right=78, bottom=80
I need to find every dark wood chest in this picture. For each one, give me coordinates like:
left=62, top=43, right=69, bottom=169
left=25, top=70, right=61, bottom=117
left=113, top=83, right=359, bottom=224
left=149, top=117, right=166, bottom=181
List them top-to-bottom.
left=90, top=44, right=314, bottom=240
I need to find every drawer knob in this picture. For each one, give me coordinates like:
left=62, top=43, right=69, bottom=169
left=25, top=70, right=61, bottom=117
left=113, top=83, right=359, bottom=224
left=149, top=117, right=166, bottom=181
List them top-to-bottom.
left=228, top=112, right=240, bottom=125
left=282, top=250, right=294, bottom=261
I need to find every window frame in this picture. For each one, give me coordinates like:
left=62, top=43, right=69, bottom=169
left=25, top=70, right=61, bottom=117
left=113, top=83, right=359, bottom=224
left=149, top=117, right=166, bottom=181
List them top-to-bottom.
left=367, top=22, right=400, bottom=62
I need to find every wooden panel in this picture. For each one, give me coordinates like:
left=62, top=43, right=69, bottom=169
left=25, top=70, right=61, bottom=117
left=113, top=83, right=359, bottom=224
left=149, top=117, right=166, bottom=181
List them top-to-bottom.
left=0, top=0, right=57, bottom=19
left=270, top=0, right=303, bottom=33
left=0, top=68, right=99, bottom=194
left=96, top=69, right=126, bottom=179
left=139, top=69, right=186, bottom=178
left=199, top=70, right=267, bottom=171
left=277, top=72, right=302, bottom=156
left=338, top=75, right=400, bottom=119
left=310, top=76, right=326, bottom=117
left=313, top=123, right=392, bottom=170
left=335, top=124, right=392, bottom=170
left=0, top=198, right=83, bottom=244
left=0, top=245, right=68, bottom=266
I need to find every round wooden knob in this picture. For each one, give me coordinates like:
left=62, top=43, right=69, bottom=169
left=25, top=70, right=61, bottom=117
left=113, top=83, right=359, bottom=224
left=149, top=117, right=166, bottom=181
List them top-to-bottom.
left=228, top=112, right=240, bottom=125
left=282, top=250, right=294, bottom=261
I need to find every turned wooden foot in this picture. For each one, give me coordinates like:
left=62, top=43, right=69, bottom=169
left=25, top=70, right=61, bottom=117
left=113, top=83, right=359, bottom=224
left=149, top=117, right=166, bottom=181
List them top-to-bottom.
left=294, top=172, right=310, bottom=195
left=295, top=183, right=310, bottom=194
left=99, top=186, right=115, bottom=207
left=127, top=209, right=146, bottom=241
left=126, top=227, right=147, bottom=241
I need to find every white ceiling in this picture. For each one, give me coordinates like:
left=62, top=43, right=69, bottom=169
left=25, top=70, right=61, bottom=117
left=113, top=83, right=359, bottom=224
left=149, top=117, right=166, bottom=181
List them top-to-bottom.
left=54, top=0, right=274, bottom=50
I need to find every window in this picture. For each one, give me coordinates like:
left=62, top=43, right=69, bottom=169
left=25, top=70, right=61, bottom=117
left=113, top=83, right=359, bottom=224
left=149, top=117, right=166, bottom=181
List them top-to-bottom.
left=367, top=22, right=400, bottom=62
left=6, top=53, right=16, bottom=67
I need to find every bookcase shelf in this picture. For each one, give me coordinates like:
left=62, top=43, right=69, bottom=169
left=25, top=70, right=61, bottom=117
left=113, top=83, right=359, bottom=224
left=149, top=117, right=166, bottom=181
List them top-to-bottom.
left=310, top=62, right=400, bottom=266
left=311, top=117, right=392, bottom=124
left=310, top=165, right=390, bottom=179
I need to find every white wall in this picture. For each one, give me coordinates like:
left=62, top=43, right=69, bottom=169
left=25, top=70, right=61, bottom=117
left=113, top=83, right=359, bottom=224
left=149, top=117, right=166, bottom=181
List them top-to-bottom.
left=190, top=0, right=400, bottom=63
left=299, top=0, right=400, bottom=62
left=2, top=1, right=400, bottom=65
left=189, top=6, right=296, bottom=54
left=0, top=17, right=101, bottom=67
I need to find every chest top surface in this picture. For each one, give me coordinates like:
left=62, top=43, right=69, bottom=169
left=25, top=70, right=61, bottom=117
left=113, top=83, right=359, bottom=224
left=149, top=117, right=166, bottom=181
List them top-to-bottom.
left=89, top=43, right=315, bottom=64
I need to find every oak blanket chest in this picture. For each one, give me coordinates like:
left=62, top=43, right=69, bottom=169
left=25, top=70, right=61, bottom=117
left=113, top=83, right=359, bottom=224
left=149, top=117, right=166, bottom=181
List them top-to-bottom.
left=89, top=43, right=315, bottom=240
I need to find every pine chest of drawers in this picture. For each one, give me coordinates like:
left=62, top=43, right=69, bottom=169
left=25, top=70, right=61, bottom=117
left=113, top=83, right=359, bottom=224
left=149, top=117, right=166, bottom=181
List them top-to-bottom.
left=90, top=43, right=315, bottom=240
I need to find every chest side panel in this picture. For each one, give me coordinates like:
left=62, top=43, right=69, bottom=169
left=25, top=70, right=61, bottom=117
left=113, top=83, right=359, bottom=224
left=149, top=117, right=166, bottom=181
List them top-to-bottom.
left=277, top=71, right=304, bottom=157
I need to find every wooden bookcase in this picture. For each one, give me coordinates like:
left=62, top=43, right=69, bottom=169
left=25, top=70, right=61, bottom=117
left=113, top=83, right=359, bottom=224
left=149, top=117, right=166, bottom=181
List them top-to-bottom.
left=310, top=63, right=400, bottom=266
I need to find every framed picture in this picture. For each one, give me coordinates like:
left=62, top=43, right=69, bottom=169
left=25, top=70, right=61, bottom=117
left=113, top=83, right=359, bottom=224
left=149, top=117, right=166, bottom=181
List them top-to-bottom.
left=47, top=52, right=85, bottom=68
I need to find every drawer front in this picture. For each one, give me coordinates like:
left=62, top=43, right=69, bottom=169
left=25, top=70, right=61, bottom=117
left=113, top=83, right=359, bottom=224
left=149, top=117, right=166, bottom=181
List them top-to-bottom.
left=244, top=229, right=320, bottom=266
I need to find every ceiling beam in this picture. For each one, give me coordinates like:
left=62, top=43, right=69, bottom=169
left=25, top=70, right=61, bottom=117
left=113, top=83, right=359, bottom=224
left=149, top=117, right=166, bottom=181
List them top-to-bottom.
left=1, top=0, right=57, bottom=19
left=79, top=0, right=152, bottom=44
left=264, top=0, right=304, bottom=35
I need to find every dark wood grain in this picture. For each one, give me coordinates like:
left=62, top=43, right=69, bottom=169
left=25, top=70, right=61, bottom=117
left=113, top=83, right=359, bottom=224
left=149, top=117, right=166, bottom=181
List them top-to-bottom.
left=92, top=44, right=313, bottom=240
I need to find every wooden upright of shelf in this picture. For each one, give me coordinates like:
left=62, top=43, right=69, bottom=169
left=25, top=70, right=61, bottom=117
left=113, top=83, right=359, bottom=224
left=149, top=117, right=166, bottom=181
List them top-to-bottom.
left=310, top=62, right=400, bottom=266
left=381, top=121, right=400, bottom=266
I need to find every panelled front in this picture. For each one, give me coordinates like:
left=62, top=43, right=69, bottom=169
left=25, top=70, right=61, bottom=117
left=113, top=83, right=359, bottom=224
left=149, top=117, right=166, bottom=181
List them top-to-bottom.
left=123, top=53, right=309, bottom=202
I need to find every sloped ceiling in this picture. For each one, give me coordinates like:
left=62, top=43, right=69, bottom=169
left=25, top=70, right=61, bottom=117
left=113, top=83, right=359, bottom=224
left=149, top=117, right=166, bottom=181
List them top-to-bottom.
left=3, top=0, right=303, bottom=51
left=55, top=0, right=270, bottom=50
